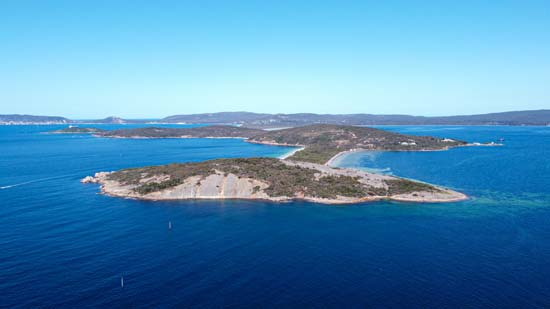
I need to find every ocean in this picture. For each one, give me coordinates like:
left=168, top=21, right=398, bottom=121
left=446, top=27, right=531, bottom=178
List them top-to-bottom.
left=1, top=124, right=549, bottom=307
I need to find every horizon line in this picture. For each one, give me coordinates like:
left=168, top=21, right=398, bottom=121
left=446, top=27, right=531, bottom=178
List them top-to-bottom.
left=2, top=108, right=549, bottom=120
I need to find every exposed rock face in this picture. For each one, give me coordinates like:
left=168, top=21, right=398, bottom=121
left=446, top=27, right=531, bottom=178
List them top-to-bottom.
left=83, top=158, right=467, bottom=204
left=88, top=171, right=273, bottom=201
left=81, top=172, right=111, bottom=183
left=81, top=176, right=96, bottom=183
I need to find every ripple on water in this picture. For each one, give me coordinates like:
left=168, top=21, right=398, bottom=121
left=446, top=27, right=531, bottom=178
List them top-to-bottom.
left=1, top=125, right=550, bottom=307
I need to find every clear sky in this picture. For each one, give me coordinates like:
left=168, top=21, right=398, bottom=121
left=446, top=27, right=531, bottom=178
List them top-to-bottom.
left=1, top=0, right=549, bottom=118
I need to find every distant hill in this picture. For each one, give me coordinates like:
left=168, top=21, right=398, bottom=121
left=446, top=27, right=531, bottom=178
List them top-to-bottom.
left=2, top=110, right=550, bottom=126
left=160, top=110, right=550, bottom=127
left=425, top=110, right=550, bottom=125
left=161, top=112, right=272, bottom=124
left=0, top=114, right=72, bottom=125
left=0, top=115, right=148, bottom=125
left=81, top=116, right=150, bottom=124
left=84, top=116, right=128, bottom=124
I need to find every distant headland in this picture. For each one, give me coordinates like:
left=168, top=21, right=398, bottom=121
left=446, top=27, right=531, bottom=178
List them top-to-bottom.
left=3, top=109, right=550, bottom=127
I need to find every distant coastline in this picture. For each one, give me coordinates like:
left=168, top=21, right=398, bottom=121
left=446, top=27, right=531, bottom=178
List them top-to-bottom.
left=3, top=109, right=550, bottom=127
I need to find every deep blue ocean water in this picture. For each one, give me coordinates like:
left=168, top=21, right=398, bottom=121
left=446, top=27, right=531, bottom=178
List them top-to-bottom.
left=1, top=125, right=550, bottom=308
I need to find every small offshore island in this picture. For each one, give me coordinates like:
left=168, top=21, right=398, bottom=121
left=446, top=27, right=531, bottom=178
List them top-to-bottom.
left=78, top=124, right=481, bottom=204
left=50, top=126, right=106, bottom=134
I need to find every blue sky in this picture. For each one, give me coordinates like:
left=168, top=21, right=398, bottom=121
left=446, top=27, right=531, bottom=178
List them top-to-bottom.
left=1, top=0, right=549, bottom=118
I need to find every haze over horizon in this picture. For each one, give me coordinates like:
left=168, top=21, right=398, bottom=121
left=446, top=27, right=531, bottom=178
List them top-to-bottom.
left=2, top=1, right=549, bottom=118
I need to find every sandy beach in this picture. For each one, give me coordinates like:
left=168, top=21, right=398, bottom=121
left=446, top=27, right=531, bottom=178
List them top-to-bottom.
left=279, top=147, right=305, bottom=159
left=325, top=148, right=366, bottom=167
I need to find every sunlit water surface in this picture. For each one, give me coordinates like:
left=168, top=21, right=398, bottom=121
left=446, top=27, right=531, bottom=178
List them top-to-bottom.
left=1, top=125, right=549, bottom=307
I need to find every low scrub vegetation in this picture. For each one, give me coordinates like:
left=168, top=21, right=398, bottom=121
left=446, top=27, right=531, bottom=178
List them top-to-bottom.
left=248, top=124, right=467, bottom=164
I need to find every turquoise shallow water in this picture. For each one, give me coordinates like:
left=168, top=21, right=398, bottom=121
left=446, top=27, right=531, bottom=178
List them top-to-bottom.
left=1, top=125, right=550, bottom=307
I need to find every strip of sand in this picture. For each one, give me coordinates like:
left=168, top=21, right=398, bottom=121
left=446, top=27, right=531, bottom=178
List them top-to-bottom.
left=279, top=147, right=305, bottom=159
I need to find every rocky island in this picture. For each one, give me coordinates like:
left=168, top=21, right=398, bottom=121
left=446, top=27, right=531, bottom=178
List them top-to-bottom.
left=82, top=124, right=478, bottom=204
left=82, top=158, right=467, bottom=204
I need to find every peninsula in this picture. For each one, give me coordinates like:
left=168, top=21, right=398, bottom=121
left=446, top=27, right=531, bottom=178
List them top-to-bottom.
left=82, top=158, right=467, bottom=204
